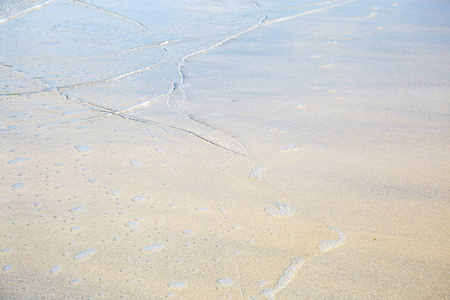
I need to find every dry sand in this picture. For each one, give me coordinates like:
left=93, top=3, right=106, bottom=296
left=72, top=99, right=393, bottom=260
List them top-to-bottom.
left=0, top=0, right=449, bottom=299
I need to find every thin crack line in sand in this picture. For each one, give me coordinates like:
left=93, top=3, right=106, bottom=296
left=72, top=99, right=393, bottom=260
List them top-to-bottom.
left=0, top=0, right=55, bottom=25
left=0, top=0, right=355, bottom=159
left=1, top=0, right=356, bottom=158
left=57, top=0, right=356, bottom=157
left=71, top=0, right=152, bottom=34
left=164, top=0, right=357, bottom=156
left=167, top=0, right=269, bottom=114
left=173, top=0, right=358, bottom=80
left=174, top=0, right=358, bottom=83
left=250, top=0, right=268, bottom=24
left=267, top=0, right=357, bottom=24
left=270, top=0, right=345, bottom=12
left=122, top=34, right=217, bottom=54
left=0, top=38, right=211, bottom=97
left=0, top=53, right=169, bottom=97
left=58, top=53, right=169, bottom=90
left=0, top=62, right=52, bottom=95
left=58, top=92, right=250, bottom=157
left=106, top=109, right=251, bottom=157
left=215, top=238, right=243, bottom=299
left=229, top=247, right=245, bottom=300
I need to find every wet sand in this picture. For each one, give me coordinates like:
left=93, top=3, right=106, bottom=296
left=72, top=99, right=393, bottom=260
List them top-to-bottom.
left=1, top=0, right=449, bottom=299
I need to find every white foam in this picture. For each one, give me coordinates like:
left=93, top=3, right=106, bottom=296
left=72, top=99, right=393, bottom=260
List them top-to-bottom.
left=0, top=0, right=54, bottom=25
left=364, top=12, right=377, bottom=19
left=321, top=63, right=335, bottom=68
left=75, top=145, right=91, bottom=153
left=280, top=145, right=299, bottom=152
left=7, top=158, right=31, bottom=165
left=249, top=165, right=266, bottom=182
left=264, top=203, right=298, bottom=217
left=69, top=206, right=85, bottom=213
left=317, top=226, right=347, bottom=252
left=317, top=239, right=335, bottom=252
left=140, top=243, right=164, bottom=252
left=74, top=248, right=96, bottom=260
left=261, top=257, right=306, bottom=299
left=217, top=278, right=233, bottom=286
left=259, top=279, right=270, bottom=287
left=168, top=281, right=187, bottom=288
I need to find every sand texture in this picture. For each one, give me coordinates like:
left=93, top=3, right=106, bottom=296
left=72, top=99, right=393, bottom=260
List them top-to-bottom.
left=1, top=0, right=449, bottom=299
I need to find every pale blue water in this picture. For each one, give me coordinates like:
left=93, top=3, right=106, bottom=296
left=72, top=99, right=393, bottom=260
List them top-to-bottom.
left=1, top=0, right=364, bottom=155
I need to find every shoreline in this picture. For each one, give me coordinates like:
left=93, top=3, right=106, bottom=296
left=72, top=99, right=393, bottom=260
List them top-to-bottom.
left=1, top=0, right=449, bottom=298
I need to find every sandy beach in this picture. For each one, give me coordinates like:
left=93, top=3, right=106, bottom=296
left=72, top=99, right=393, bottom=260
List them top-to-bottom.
left=1, top=0, right=449, bottom=299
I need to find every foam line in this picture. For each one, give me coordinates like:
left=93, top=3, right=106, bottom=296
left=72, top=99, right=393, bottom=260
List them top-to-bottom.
left=0, top=0, right=55, bottom=25
left=72, top=0, right=151, bottom=33
left=162, top=0, right=357, bottom=157
left=250, top=0, right=268, bottom=24
left=267, top=0, right=358, bottom=25
left=267, top=0, right=341, bottom=12
left=122, top=35, right=215, bottom=54
left=0, top=50, right=168, bottom=97
left=58, top=55, right=168, bottom=90
left=61, top=93, right=250, bottom=157
left=261, top=202, right=348, bottom=298
left=264, top=203, right=298, bottom=217
left=317, top=226, right=347, bottom=252
left=261, top=257, right=306, bottom=300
